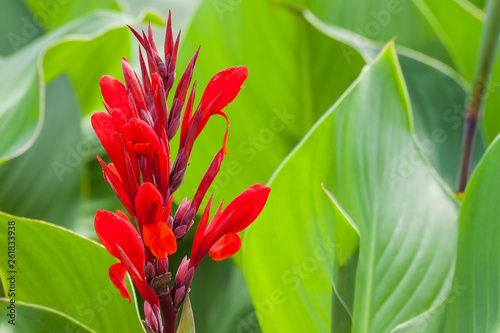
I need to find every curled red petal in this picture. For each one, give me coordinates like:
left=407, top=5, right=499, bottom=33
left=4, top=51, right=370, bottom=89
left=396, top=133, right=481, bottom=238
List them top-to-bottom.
left=201, top=66, right=248, bottom=114
left=100, top=76, right=133, bottom=120
left=122, top=118, right=160, bottom=161
left=208, top=184, right=270, bottom=236
left=143, top=222, right=177, bottom=260
left=209, top=233, right=242, bottom=261
left=109, top=263, right=131, bottom=302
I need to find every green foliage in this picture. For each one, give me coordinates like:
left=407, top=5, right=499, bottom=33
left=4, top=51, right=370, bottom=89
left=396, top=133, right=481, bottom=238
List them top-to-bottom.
left=1, top=0, right=499, bottom=332
left=177, top=0, right=364, bottom=207
left=243, top=44, right=459, bottom=332
left=0, top=76, right=82, bottom=228
left=441, top=135, right=500, bottom=332
left=0, top=211, right=145, bottom=332
left=0, top=300, right=92, bottom=333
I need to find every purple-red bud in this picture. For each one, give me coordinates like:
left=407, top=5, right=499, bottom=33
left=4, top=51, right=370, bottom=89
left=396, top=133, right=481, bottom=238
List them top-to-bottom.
left=173, top=286, right=186, bottom=309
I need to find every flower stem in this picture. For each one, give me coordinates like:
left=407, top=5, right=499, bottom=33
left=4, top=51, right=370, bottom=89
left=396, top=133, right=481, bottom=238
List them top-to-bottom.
left=458, top=0, right=500, bottom=193
left=160, top=293, right=178, bottom=333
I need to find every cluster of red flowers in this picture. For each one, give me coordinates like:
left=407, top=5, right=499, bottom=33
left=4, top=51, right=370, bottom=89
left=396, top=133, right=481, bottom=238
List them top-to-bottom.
left=91, top=12, right=270, bottom=333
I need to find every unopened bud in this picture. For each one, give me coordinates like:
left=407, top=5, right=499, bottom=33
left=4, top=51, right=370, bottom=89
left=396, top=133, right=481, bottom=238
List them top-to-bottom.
left=169, top=169, right=186, bottom=193
left=173, top=198, right=191, bottom=228
left=167, top=215, right=174, bottom=229
left=174, top=225, right=188, bottom=240
left=156, top=257, right=168, bottom=275
left=174, top=257, right=189, bottom=286
left=144, top=262, right=155, bottom=280
left=181, top=267, right=195, bottom=289
left=173, top=286, right=186, bottom=309
left=144, top=301, right=161, bottom=333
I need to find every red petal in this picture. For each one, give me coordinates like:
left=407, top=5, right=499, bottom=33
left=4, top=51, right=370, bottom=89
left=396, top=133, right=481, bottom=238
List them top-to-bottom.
left=201, top=66, right=248, bottom=114
left=100, top=76, right=133, bottom=120
left=91, top=112, right=127, bottom=179
left=122, top=118, right=160, bottom=161
left=192, top=150, right=224, bottom=212
left=97, top=156, right=134, bottom=216
left=135, top=182, right=163, bottom=227
left=208, top=184, right=270, bottom=236
left=190, top=196, right=212, bottom=267
left=94, top=210, right=144, bottom=274
left=143, top=222, right=177, bottom=259
left=209, top=233, right=242, bottom=261
left=115, top=245, right=159, bottom=308
left=109, top=263, right=131, bottom=302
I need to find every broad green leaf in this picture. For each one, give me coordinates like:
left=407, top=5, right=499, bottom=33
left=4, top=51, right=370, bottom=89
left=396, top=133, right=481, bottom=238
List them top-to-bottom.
left=0, top=0, right=43, bottom=56
left=23, top=0, right=121, bottom=31
left=122, top=0, right=200, bottom=26
left=176, top=0, right=364, bottom=207
left=286, top=0, right=454, bottom=66
left=299, top=0, right=500, bottom=142
left=412, top=0, right=482, bottom=81
left=412, top=0, right=500, bottom=143
left=0, top=10, right=136, bottom=165
left=305, top=10, right=485, bottom=191
left=42, top=25, right=131, bottom=116
left=243, top=44, right=459, bottom=332
left=399, top=54, right=485, bottom=190
left=0, top=76, right=82, bottom=228
left=440, top=135, right=500, bottom=332
left=322, top=185, right=360, bottom=333
left=0, top=212, right=145, bottom=332
left=177, top=295, right=195, bottom=333
left=0, top=300, right=92, bottom=333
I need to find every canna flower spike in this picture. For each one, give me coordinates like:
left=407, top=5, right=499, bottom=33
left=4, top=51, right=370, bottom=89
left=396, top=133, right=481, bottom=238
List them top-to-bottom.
left=92, top=11, right=270, bottom=333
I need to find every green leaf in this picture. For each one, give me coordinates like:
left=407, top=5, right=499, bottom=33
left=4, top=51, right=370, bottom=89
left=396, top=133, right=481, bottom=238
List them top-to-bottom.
left=0, top=0, right=43, bottom=56
left=23, top=0, right=121, bottom=31
left=176, top=0, right=365, bottom=208
left=295, top=0, right=454, bottom=66
left=300, top=0, right=500, bottom=143
left=412, top=0, right=483, bottom=80
left=0, top=10, right=135, bottom=165
left=305, top=10, right=485, bottom=191
left=243, top=44, right=459, bottom=332
left=399, top=54, right=485, bottom=190
left=0, top=76, right=82, bottom=228
left=440, top=135, right=500, bottom=332
left=322, top=185, right=359, bottom=333
left=0, top=211, right=145, bottom=332
left=177, top=295, right=195, bottom=333
left=0, top=300, right=92, bottom=333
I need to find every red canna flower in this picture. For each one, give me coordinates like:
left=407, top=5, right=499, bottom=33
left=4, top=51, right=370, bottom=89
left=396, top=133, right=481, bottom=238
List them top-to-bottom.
left=91, top=11, right=269, bottom=333
left=190, top=184, right=271, bottom=268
